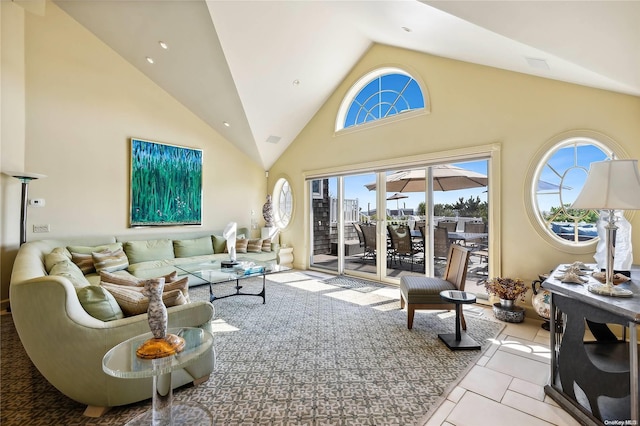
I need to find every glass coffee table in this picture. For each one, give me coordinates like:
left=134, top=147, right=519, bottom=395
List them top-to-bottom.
left=175, top=259, right=290, bottom=303
left=102, top=327, right=214, bottom=425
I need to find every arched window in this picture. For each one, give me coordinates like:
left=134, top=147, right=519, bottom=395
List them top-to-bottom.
left=336, top=67, right=426, bottom=132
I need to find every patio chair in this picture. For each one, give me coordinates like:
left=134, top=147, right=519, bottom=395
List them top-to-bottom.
left=437, top=220, right=457, bottom=232
left=463, top=221, right=487, bottom=248
left=353, top=222, right=366, bottom=252
left=359, top=223, right=377, bottom=262
left=387, top=225, right=423, bottom=271
left=434, top=226, right=451, bottom=260
left=399, top=244, right=472, bottom=329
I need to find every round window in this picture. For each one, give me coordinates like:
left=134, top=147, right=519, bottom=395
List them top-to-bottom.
left=528, top=133, right=619, bottom=252
left=273, top=178, right=293, bottom=229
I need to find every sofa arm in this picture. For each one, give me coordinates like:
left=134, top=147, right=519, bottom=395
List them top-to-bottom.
left=9, top=275, right=215, bottom=408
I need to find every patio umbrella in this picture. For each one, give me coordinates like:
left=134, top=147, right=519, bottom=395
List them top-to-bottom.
left=365, top=164, right=488, bottom=192
left=387, top=192, right=409, bottom=210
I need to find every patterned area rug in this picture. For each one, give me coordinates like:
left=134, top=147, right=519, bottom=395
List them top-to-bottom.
left=1, top=272, right=503, bottom=425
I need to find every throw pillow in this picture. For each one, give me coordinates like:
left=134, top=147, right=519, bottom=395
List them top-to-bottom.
left=212, top=235, right=227, bottom=254
left=173, top=236, right=214, bottom=258
left=223, top=238, right=248, bottom=254
left=236, top=238, right=248, bottom=253
left=247, top=238, right=263, bottom=253
left=261, top=238, right=272, bottom=252
left=123, top=239, right=175, bottom=264
left=67, top=243, right=123, bottom=274
left=44, top=247, right=72, bottom=273
left=92, top=248, right=129, bottom=273
left=71, top=252, right=95, bottom=275
left=49, top=260, right=91, bottom=289
left=100, top=270, right=178, bottom=286
left=100, top=276, right=189, bottom=300
left=101, top=283, right=187, bottom=316
left=76, top=286, right=124, bottom=321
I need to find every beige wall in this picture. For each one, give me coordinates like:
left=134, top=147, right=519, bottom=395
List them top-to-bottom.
left=0, top=2, right=266, bottom=308
left=1, top=2, right=27, bottom=308
left=270, top=44, right=640, bottom=283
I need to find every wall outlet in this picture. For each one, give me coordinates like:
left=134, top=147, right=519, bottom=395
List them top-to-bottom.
left=33, top=224, right=50, bottom=233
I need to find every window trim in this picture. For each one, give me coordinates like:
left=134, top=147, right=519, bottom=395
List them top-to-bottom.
left=524, top=130, right=630, bottom=254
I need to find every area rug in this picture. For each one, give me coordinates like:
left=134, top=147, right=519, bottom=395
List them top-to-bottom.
left=1, top=272, right=503, bottom=425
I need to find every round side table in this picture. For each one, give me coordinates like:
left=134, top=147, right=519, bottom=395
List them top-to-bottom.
left=438, top=290, right=481, bottom=351
left=103, top=327, right=214, bottom=425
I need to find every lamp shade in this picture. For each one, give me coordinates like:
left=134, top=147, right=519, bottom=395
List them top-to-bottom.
left=571, top=160, right=640, bottom=210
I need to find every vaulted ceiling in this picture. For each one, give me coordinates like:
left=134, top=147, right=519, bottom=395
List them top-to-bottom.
left=53, top=0, right=640, bottom=170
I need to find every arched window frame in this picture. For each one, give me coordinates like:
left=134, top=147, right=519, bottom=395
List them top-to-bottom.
left=335, top=67, right=429, bottom=133
left=273, top=177, right=293, bottom=229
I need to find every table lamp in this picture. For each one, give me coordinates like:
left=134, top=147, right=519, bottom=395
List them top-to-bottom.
left=571, top=159, right=640, bottom=297
left=6, top=171, right=47, bottom=246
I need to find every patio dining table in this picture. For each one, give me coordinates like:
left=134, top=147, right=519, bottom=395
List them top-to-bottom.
left=448, top=232, right=488, bottom=245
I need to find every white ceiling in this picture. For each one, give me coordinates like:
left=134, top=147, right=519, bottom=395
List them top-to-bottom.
left=52, top=0, right=640, bottom=170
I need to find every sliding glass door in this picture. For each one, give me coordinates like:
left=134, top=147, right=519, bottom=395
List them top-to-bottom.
left=308, top=157, right=490, bottom=298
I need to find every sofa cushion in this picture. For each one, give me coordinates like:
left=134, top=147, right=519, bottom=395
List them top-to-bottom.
left=212, top=235, right=227, bottom=254
left=173, top=236, right=214, bottom=258
left=247, top=238, right=263, bottom=253
left=261, top=238, right=272, bottom=252
left=123, top=239, right=174, bottom=264
left=67, top=243, right=123, bottom=274
left=92, top=248, right=129, bottom=273
left=49, top=260, right=91, bottom=289
left=101, top=283, right=187, bottom=316
left=77, top=285, right=124, bottom=321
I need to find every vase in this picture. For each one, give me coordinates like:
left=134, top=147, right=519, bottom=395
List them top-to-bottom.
left=136, top=277, right=186, bottom=359
left=143, top=278, right=168, bottom=339
left=493, top=298, right=525, bottom=323
left=499, top=298, right=515, bottom=309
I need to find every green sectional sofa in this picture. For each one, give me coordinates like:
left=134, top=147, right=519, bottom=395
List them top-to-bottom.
left=8, top=227, right=278, bottom=416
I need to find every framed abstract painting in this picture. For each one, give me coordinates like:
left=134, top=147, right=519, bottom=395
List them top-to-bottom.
left=130, top=138, right=203, bottom=226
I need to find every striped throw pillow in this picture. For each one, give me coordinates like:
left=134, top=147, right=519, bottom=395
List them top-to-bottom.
left=247, top=238, right=263, bottom=253
left=92, top=248, right=129, bottom=273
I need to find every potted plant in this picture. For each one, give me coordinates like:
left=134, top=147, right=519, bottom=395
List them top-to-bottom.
left=484, top=277, right=528, bottom=322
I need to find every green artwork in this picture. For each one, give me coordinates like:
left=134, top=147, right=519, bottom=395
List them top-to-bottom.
left=130, top=138, right=202, bottom=226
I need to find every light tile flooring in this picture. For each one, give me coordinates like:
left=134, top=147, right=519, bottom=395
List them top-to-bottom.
left=422, top=309, right=581, bottom=426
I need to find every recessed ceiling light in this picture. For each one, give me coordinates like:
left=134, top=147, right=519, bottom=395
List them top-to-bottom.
left=402, top=26, right=412, bottom=33
left=159, top=41, right=168, bottom=50
left=146, top=57, right=155, bottom=64
left=293, top=79, right=300, bottom=86
left=223, top=121, right=230, bottom=127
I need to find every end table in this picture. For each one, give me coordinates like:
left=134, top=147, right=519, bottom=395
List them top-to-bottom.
left=438, top=290, right=481, bottom=351
left=103, top=327, right=214, bottom=425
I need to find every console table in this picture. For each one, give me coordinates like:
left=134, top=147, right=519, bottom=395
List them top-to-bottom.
left=542, top=264, right=639, bottom=425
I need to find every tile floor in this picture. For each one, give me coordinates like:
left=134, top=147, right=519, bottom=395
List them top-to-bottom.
left=421, top=308, right=581, bottom=426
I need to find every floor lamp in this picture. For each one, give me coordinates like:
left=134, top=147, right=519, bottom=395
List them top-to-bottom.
left=571, top=159, right=640, bottom=297
left=7, top=171, right=46, bottom=246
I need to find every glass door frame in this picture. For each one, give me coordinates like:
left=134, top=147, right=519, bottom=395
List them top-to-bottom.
left=305, top=144, right=501, bottom=289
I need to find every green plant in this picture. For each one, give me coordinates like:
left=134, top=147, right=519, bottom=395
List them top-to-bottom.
left=484, top=277, right=528, bottom=301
